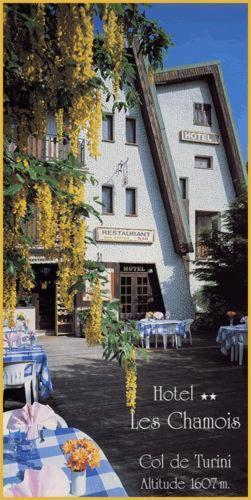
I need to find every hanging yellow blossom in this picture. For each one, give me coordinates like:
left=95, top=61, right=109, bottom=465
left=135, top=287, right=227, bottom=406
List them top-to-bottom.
left=103, top=7, right=124, bottom=97
left=55, top=108, right=64, bottom=143
left=35, top=182, right=57, bottom=249
left=13, top=190, right=27, bottom=221
left=3, top=276, right=17, bottom=327
left=85, top=279, right=103, bottom=346
left=125, top=348, right=137, bottom=414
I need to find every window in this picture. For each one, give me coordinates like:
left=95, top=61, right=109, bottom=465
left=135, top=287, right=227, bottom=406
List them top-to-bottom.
left=194, top=103, right=212, bottom=126
left=102, top=114, right=114, bottom=142
left=126, top=118, right=136, bottom=144
left=195, top=156, right=212, bottom=169
left=179, top=178, right=188, bottom=199
left=102, top=186, right=113, bottom=214
left=126, top=188, right=137, bottom=216
left=196, top=211, right=220, bottom=258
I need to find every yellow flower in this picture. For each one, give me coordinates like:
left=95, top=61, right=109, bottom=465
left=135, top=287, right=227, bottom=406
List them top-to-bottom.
left=23, top=159, right=29, bottom=169
left=85, top=278, right=103, bottom=346
left=125, top=348, right=137, bottom=414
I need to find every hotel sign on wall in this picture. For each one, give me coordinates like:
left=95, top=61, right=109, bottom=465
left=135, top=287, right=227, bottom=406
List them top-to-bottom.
left=180, top=130, right=220, bottom=145
left=96, top=227, right=154, bottom=244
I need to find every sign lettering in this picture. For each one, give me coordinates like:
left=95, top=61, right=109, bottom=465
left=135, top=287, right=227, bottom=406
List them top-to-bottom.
left=180, top=130, right=220, bottom=145
left=96, top=227, right=154, bottom=244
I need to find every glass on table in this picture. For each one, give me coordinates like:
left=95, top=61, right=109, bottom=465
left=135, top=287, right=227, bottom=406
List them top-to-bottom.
left=16, top=425, right=40, bottom=461
left=8, top=428, right=22, bottom=459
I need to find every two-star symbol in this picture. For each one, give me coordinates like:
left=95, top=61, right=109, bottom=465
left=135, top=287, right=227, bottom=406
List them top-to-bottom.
left=201, top=393, right=217, bottom=401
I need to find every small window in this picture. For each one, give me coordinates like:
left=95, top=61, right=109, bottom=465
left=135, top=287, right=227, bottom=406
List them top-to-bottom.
left=194, top=103, right=211, bottom=126
left=102, top=114, right=114, bottom=142
left=126, top=118, right=136, bottom=144
left=195, top=156, right=212, bottom=169
left=179, top=178, right=188, bottom=199
left=102, top=186, right=113, bottom=214
left=126, top=188, right=137, bottom=216
left=196, top=211, right=220, bottom=258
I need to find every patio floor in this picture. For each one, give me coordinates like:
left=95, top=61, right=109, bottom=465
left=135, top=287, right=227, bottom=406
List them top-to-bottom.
left=4, top=331, right=247, bottom=496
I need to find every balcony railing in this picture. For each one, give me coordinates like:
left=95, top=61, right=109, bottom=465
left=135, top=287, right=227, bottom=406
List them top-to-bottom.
left=8, top=135, right=85, bottom=164
left=196, top=241, right=209, bottom=259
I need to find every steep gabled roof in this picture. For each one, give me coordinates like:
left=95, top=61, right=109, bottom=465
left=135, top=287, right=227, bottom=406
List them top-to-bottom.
left=132, top=38, right=193, bottom=255
left=132, top=38, right=246, bottom=256
left=154, top=62, right=247, bottom=196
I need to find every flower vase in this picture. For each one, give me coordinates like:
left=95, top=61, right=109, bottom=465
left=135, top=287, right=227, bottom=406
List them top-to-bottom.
left=229, top=318, right=234, bottom=326
left=71, top=470, right=86, bottom=496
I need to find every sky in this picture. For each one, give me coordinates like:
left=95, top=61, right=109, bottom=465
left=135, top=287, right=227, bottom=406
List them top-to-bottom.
left=144, top=3, right=248, bottom=162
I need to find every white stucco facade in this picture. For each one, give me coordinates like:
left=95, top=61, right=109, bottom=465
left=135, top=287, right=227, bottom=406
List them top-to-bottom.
left=46, top=67, right=241, bottom=319
left=156, top=79, right=236, bottom=295
left=83, top=88, right=195, bottom=319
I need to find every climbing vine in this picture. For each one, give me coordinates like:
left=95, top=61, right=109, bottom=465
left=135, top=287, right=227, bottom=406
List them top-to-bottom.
left=4, top=3, right=172, bottom=411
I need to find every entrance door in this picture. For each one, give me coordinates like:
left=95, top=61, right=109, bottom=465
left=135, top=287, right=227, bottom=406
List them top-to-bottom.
left=33, top=265, right=56, bottom=331
left=120, top=273, right=152, bottom=320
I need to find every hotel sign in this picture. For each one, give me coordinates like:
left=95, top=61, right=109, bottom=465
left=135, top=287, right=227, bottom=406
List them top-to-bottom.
left=180, top=130, right=220, bottom=145
left=96, top=227, right=154, bottom=244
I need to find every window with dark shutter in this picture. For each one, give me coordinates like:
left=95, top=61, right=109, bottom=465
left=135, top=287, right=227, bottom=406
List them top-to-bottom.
left=194, top=103, right=212, bottom=126
left=102, top=114, right=114, bottom=141
left=126, top=118, right=136, bottom=144
left=195, top=156, right=212, bottom=169
left=102, top=186, right=113, bottom=214
left=126, top=188, right=137, bottom=215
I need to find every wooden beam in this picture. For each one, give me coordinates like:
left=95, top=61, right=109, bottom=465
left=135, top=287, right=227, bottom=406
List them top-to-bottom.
left=132, top=38, right=193, bottom=255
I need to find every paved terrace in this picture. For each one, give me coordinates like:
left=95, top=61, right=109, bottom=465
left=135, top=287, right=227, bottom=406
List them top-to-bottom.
left=4, top=331, right=247, bottom=496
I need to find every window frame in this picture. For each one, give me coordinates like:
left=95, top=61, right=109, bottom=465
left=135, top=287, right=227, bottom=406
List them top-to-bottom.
left=193, top=102, right=212, bottom=127
left=102, top=113, right=114, bottom=143
left=125, top=117, right=137, bottom=145
left=194, top=155, right=213, bottom=170
left=179, top=177, right=189, bottom=200
left=101, top=185, right=114, bottom=215
left=125, top=187, right=137, bottom=217
left=195, top=210, right=220, bottom=259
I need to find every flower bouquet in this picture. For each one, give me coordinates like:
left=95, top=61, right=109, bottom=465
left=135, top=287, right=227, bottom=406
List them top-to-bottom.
left=226, top=310, right=237, bottom=326
left=145, top=311, right=154, bottom=320
left=153, top=311, right=164, bottom=320
left=62, top=438, right=100, bottom=496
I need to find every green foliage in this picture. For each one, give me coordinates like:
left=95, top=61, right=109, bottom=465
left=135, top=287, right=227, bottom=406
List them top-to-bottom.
left=4, top=3, right=173, bottom=126
left=3, top=149, right=101, bottom=291
left=194, top=190, right=247, bottom=327
left=78, top=299, right=142, bottom=367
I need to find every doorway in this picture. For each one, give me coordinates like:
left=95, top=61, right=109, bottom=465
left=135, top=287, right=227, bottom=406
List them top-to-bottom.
left=32, top=265, right=56, bottom=331
left=120, top=272, right=151, bottom=320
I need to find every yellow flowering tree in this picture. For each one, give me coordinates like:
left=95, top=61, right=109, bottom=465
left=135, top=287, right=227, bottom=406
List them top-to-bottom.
left=4, top=3, right=171, bottom=410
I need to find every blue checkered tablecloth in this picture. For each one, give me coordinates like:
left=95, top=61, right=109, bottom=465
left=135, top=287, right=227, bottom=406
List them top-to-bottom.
left=137, top=320, right=186, bottom=337
left=216, top=324, right=248, bottom=355
left=3, top=345, right=53, bottom=399
left=3, top=427, right=127, bottom=497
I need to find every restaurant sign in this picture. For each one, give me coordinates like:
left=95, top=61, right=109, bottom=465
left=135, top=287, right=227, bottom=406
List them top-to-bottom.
left=180, top=130, right=220, bottom=145
left=96, top=227, right=154, bottom=244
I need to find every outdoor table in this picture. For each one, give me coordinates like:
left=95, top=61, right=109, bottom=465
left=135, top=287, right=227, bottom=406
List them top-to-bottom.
left=137, top=320, right=186, bottom=349
left=216, top=324, right=248, bottom=365
left=3, top=344, right=53, bottom=400
left=3, top=426, right=128, bottom=497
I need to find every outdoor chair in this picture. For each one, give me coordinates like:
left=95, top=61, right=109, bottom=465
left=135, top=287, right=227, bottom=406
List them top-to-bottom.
left=184, top=319, right=194, bottom=345
left=155, top=323, right=178, bottom=350
left=230, top=332, right=248, bottom=366
left=3, top=362, right=38, bottom=406
left=3, top=410, right=68, bottom=435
